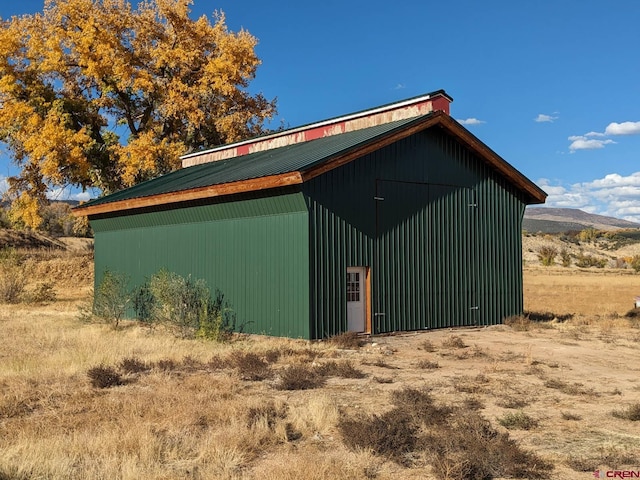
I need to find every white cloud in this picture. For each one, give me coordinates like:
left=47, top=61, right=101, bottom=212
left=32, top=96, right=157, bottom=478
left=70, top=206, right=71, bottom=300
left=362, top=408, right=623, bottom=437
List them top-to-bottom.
left=393, top=83, right=406, bottom=90
left=534, top=114, right=558, bottom=123
left=457, top=118, right=485, bottom=126
left=568, top=119, right=640, bottom=152
left=605, top=121, right=640, bottom=136
left=568, top=136, right=615, bottom=152
left=538, top=172, right=640, bottom=223
left=0, top=175, right=8, bottom=195
left=46, top=187, right=95, bottom=202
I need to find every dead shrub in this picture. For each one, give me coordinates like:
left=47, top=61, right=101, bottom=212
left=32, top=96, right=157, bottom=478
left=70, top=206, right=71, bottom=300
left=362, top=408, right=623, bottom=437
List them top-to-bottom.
left=537, top=246, right=557, bottom=266
left=0, top=266, right=27, bottom=303
left=24, top=282, right=56, bottom=304
left=625, top=307, right=640, bottom=318
left=525, top=310, right=573, bottom=322
left=503, top=315, right=531, bottom=331
left=326, top=331, right=363, bottom=349
left=442, top=335, right=466, bottom=349
left=420, top=339, right=437, bottom=352
left=264, top=347, right=288, bottom=363
left=230, top=351, right=272, bottom=381
left=181, top=355, right=204, bottom=371
left=207, top=355, right=227, bottom=370
left=119, top=356, right=150, bottom=374
left=154, top=358, right=178, bottom=371
left=364, top=358, right=397, bottom=369
left=418, top=359, right=440, bottom=369
left=319, top=360, right=366, bottom=379
left=87, top=364, right=123, bottom=389
left=276, top=364, right=325, bottom=390
left=374, top=376, right=393, bottom=384
left=452, top=376, right=486, bottom=394
left=544, top=378, right=594, bottom=395
left=391, top=387, right=452, bottom=426
left=337, top=388, right=551, bottom=478
left=0, top=394, right=37, bottom=419
left=496, top=395, right=529, bottom=409
left=462, top=397, right=484, bottom=411
left=246, top=401, right=288, bottom=429
left=612, top=403, right=640, bottom=421
left=339, top=409, right=417, bottom=464
left=421, top=411, right=551, bottom=479
left=561, top=411, right=582, bottom=421
left=599, top=448, right=640, bottom=467
left=566, top=449, right=640, bottom=472
left=565, top=456, right=595, bottom=472
left=0, top=466, right=31, bottom=480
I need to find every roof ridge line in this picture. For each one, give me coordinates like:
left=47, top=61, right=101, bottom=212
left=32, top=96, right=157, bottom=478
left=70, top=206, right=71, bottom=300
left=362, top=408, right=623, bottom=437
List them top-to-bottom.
left=181, top=90, right=453, bottom=167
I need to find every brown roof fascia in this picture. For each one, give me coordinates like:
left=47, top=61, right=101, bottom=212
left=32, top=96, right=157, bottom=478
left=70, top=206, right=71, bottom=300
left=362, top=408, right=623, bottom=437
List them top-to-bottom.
left=72, top=171, right=304, bottom=217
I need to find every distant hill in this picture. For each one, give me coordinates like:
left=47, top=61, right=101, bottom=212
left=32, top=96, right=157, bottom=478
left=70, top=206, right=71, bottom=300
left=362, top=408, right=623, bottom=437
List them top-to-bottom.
left=524, top=207, right=640, bottom=233
left=0, top=229, right=66, bottom=250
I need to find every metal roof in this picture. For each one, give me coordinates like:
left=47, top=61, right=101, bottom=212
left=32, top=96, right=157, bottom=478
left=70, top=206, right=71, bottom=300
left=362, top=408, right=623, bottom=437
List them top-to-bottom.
left=75, top=111, right=547, bottom=215
left=79, top=115, right=428, bottom=208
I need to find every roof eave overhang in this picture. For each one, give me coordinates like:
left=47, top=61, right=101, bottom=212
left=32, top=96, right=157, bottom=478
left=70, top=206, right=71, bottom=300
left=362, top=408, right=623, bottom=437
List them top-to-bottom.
left=73, top=111, right=545, bottom=217
left=436, top=115, right=547, bottom=205
left=72, top=171, right=304, bottom=217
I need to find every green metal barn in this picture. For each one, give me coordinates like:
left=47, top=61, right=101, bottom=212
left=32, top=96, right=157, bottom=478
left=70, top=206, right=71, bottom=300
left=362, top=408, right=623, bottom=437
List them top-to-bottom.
left=75, top=90, right=546, bottom=339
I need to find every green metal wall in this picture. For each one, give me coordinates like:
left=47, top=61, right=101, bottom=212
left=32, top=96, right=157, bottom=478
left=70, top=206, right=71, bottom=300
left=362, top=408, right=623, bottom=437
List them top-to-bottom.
left=89, top=129, right=528, bottom=340
left=304, top=129, right=527, bottom=338
left=90, top=191, right=311, bottom=338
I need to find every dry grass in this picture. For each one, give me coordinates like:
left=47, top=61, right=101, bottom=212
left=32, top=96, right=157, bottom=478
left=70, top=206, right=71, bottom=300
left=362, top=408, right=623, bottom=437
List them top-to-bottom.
left=2, top=249, right=640, bottom=479
left=523, top=265, right=640, bottom=316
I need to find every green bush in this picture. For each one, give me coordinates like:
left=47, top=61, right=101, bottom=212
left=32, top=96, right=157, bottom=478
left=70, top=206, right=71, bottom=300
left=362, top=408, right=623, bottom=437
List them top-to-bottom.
left=560, top=248, right=571, bottom=267
left=631, top=255, right=640, bottom=273
left=93, top=268, right=236, bottom=340
left=93, top=269, right=131, bottom=328
left=130, top=269, right=236, bottom=340
left=132, top=283, right=154, bottom=323
left=195, top=289, right=236, bottom=341
left=498, top=411, right=538, bottom=430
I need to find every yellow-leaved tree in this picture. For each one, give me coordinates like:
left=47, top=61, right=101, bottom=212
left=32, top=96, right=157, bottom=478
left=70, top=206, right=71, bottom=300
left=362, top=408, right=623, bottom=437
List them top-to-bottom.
left=0, top=0, right=276, bottom=228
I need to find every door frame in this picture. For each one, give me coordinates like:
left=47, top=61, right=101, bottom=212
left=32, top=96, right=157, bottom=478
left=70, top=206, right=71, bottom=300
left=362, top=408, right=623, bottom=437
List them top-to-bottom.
left=346, top=266, right=371, bottom=334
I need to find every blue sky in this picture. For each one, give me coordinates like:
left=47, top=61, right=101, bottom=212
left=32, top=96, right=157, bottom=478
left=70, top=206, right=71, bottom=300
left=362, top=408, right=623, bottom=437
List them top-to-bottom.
left=1, top=1, right=640, bottom=221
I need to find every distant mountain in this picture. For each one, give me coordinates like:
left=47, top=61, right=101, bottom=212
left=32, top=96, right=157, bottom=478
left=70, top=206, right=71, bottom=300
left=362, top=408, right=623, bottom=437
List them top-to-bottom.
left=523, top=207, right=640, bottom=233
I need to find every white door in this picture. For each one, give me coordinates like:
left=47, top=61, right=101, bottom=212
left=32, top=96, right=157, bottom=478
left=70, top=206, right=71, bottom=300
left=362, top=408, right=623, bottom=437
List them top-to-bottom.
left=347, top=267, right=366, bottom=332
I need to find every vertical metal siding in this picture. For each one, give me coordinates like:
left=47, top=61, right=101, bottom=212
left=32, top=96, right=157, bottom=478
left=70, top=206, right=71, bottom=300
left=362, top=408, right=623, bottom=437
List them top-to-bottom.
left=305, top=129, right=526, bottom=338
left=91, top=192, right=310, bottom=338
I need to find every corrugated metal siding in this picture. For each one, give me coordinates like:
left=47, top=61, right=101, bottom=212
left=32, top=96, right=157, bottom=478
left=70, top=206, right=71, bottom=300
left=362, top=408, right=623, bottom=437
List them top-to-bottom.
left=304, top=129, right=526, bottom=337
left=90, top=188, right=306, bottom=232
left=91, top=192, right=310, bottom=338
